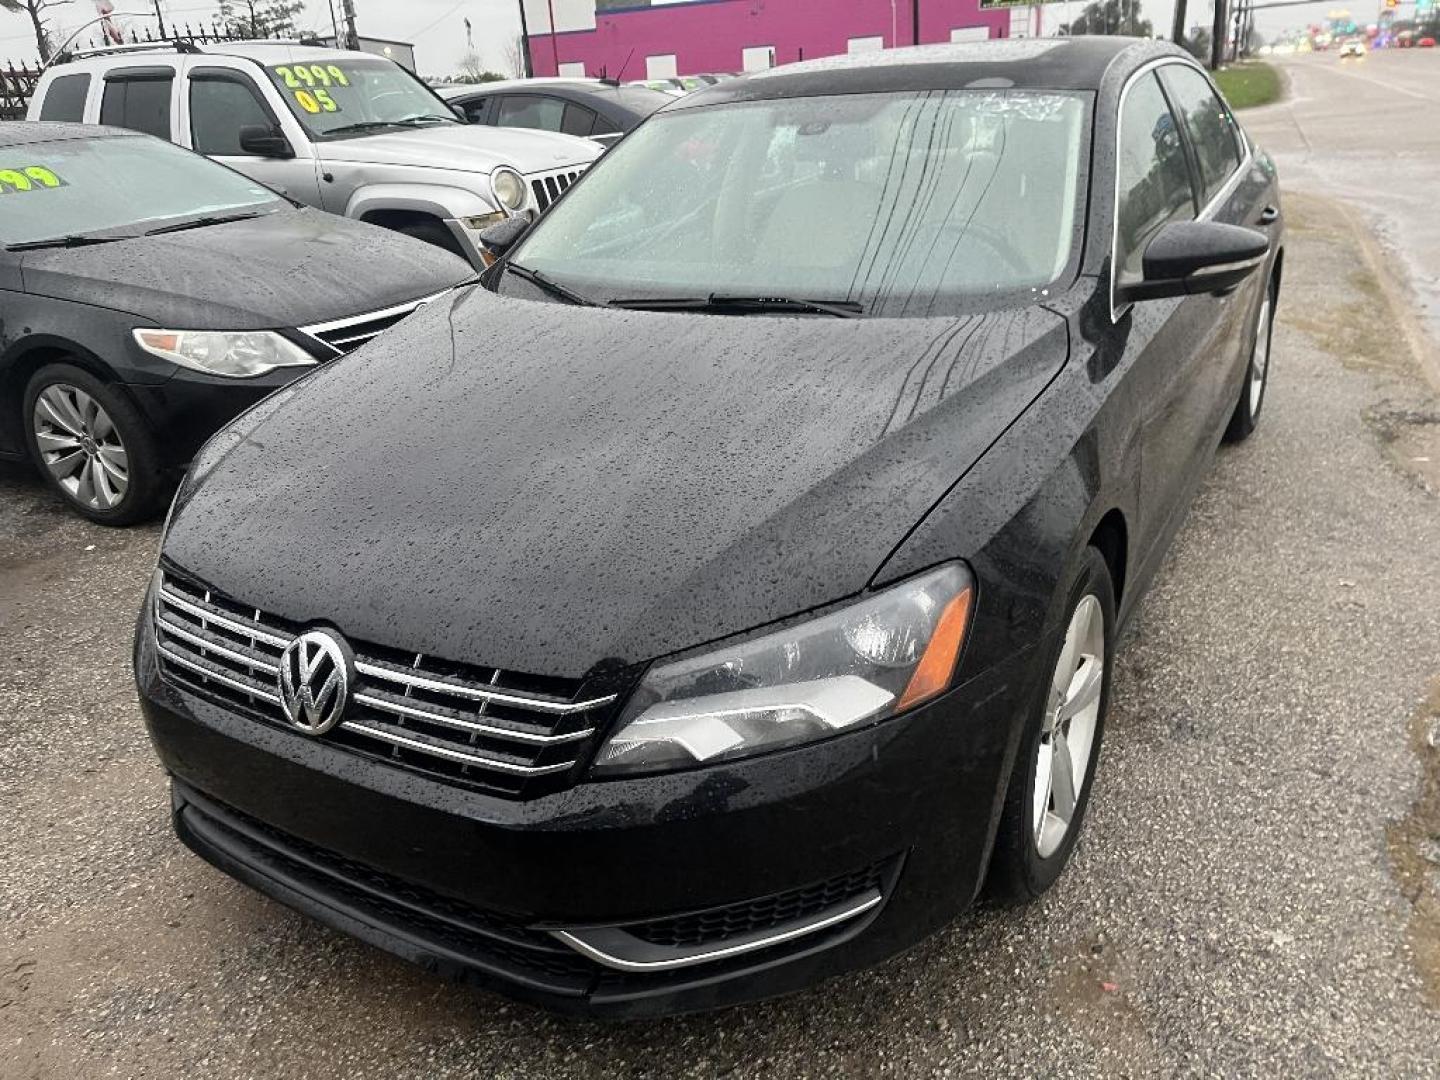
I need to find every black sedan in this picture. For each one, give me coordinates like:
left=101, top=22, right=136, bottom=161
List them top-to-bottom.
left=136, top=38, right=1283, bottom=1015
left=439, top=79, right=673, bottom=147
left=0, top=122, right=469, bottom=524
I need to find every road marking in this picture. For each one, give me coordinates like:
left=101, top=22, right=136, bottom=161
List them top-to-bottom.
left=1308, top=60, right=1432, bottom=101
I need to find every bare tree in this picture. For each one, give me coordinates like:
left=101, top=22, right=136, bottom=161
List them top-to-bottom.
left=2, top=0, right=73, bottom=62
left=502, top=35, right=525, bottom=79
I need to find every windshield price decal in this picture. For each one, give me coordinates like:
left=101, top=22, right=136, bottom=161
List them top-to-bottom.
left=272, top=65, right=350, bottom=114
left=0, top=166, right=66, bottom=194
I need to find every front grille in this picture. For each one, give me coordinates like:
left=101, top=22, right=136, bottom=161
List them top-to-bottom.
left=530, top=167, right=584, bottom=213
left=300, top=291, right=443, bottom=356
left=152, top=570, right=623, bottom=799
left=177, top=785, right=596, bottom=989
left=624, top=858, right=893, bottom=949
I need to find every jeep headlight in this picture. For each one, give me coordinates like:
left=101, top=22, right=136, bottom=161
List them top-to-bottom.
left=490, top=167, right=526, bottom=211
left=133, top=329, right=316, bottom=378
left=592, top=564, right=974, bottom=777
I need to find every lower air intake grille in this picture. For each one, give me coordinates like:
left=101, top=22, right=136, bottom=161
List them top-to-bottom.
left=152, top=569, right=625, bottom=799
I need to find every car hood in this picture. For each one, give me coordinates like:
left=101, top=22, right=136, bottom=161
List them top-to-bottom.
left=317, top=124, right=601, bottom=173
left=18, top=208, right=469, bottom=329
left=163, top=287, right=1068, bottom=678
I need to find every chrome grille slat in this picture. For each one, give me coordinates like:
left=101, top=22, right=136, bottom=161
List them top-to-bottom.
left=529, top=167, right=583, bottom=212
left=300, top=290, right=449, bottom=356
left=153, top=571, right=617, bottom=797
left=158, top=587, right=292, bottom=649
left=155, top=614, right=280, bottom=675
left=158, top=642, right=283, bottom=705
left=354, top=658, right=615, bottom=715
left=352, top=690, right=593, bottom=745
left=338, top=720, right=575, bottom=775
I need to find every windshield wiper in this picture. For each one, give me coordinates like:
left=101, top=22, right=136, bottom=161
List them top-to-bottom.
left=394, top=113, right=460, bottom=125
left=323, top=120, right=403, bottom=136
left=145, top=211, right=266, bottom=237
left=5, top=232, right=132, bottom=252
left=506, top=262, right=596, bottom=307
left=607, top=295, right=863, bottom=318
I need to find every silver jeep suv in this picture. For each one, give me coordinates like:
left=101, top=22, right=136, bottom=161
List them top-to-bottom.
left=27, top=41, right=602, bottom=267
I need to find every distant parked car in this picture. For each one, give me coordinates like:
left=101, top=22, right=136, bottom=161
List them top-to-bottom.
left=1420, top=36, right=1437, bottom=47
left=27, top=41, right=601, bottom=266
left=439, top=79, right=672, bottom=149
left=625, top=79, right=687, bottom=97
left=0, top=123, right=469, bottom=523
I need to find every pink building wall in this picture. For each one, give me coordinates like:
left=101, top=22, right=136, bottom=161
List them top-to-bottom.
left=527, top=0, right=1018, bottom=79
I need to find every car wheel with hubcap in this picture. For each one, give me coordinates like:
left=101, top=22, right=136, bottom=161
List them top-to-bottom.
left=1224, top=274, right=1277, bottom=443
left=23, top=362, right=167, bottom=525
left=988, top=545, right=1115, bottom=903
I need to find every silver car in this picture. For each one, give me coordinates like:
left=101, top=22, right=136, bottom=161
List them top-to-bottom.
left=28, top=41, right=602, bottom=266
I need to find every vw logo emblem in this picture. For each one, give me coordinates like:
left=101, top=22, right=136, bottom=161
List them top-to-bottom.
left=277, top=629, right=353, bottom=735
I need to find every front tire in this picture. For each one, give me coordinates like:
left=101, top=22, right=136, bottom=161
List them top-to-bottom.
left=1224, top=274, right=1277, bottom=443
left=23, top=363, right=168, bottom=525
left=987, top=546, right=1116, bottom=904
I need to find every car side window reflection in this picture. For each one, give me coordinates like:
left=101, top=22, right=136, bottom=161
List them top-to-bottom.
left=1159, top=65, right=1243, bottom=206
left=1115, top=71, right=1195, bottom=282
left=190, top=75, right=274, bottom=156
left=497, top=94, right=565, bottom=132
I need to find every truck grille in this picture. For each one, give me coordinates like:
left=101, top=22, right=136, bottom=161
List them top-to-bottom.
left=530, top=168, right=584, bottom=213
left=300, top=291, right=446, bottom=356
left=151, top=570, right=624, bottom=799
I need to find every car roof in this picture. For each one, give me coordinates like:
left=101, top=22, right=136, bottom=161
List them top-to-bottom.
left=680, top=37, right=1186, bottom=105
left=59, top=40, right=392, bottom=68
left=0, top=120, right=135, bottom=148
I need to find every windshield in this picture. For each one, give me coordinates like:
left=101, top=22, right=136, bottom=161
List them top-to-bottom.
left=264, top=58, right=458, bottom=138
left=509, top=89, right=1088, bottom=316
left=0, top=134, right=283, bottom=247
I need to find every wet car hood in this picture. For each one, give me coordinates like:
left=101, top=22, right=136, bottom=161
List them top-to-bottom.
left=317, top=124, right=600, bottom=173
left=18, top=208, right=469, bottom=329
left=163, top=287, right=1068, bottom=678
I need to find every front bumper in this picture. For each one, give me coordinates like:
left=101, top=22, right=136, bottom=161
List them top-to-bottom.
left=126, top=367, right=305, bottom=471
left=137, top=623, right=1034, bottom=1017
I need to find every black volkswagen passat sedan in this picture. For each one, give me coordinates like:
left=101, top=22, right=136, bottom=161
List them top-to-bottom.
left=136, top=38, right=1283, bottom=1016
left=0, top=122, right=468, bottom=524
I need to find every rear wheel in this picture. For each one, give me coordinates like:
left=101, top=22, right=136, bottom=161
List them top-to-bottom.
left=1224, top=274, right=1277, bottom=443
left=23, top=363, right=167, bottom=525
left=987, top=547, right=1115, bottom=903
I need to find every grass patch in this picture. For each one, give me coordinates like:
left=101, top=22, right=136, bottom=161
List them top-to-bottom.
left=1213, top=62, right=1282, bottom=109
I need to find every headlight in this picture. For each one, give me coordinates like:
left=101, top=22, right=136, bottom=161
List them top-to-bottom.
left=490, top=167, right=527, bottom=211
left=133, top=329, right=316, bottom=378
left=592, top=563, right=974, bottom=777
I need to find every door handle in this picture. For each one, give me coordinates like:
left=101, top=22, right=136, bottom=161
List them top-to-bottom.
left=1257, top=205, right=1280, bottom=225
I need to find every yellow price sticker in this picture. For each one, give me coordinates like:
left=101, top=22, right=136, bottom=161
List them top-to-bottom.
left=274, top=64, right=351, bottom=90
left=292, top=88, right=338, bottom=114
left=0, top=166, right=66, bottom=194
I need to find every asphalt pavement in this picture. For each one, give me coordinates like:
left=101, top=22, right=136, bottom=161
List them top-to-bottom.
left=4, top=59, right=1440, bottom=1078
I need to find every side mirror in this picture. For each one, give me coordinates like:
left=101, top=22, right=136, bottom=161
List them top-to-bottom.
left=451, top=103, right=469, bottom=121
left=238, top=124, right=295, bottom=159
left=478, top=215, right=531, bottom=264
left=1117, top=220, right=1269, bottom=304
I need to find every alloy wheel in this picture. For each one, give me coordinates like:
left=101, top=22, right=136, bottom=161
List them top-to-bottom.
left=1249, top=294, right=1272, bottom=416
left=32, top=383, right=130, bottom=511
left=1032, top=594, right=1105, bottom=859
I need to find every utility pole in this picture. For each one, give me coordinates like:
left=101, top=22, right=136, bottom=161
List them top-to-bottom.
left=340, top=0, right=358, bottom=49
left=516, top=0, right=533, bottom=78
left=546, top=0, right=558, bottom=71
left=912, top=0, right=921, bottom=45
left=1172, top=0, right=1188, bottom=48
left=1210, top=0, right=1227, bottom=69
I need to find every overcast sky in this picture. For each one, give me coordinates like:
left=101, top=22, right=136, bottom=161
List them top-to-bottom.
left=0, top=0, right=1382, bottom=78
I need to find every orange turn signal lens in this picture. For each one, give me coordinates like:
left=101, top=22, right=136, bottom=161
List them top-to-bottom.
left=136, top=330, right=181, bottom=353
left=896, top=586, right=973, bottom=711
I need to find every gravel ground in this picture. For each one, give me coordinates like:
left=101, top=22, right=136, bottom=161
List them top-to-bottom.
left=3, top=194, right=1440, bottom=1078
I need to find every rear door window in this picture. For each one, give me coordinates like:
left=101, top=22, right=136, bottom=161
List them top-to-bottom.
left=1159, top=65, right=1243, bottom=205
left=100, top=69, right=175, bottom=139
left=1115, top=71, right=1197, bottom=280
left=189, top=72, right=275, bottom=156
left=39, top=73, right=91, bottom=122
left=496, top=94, right=565, bottom=132
left=561, top=103, right=599, bottom=137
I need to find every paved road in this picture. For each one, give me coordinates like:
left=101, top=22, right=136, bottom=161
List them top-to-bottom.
left=1248, top=50, right=1440, bottom=352
left=4, top=83, right=1440, bottom=1078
